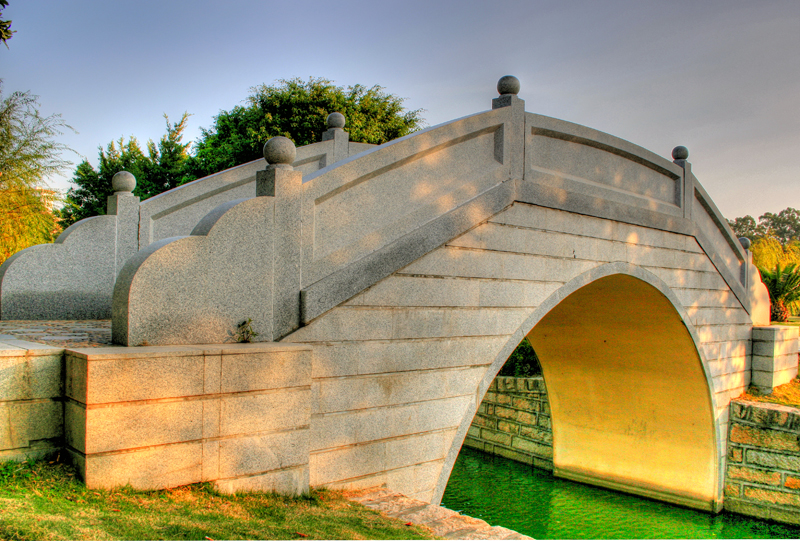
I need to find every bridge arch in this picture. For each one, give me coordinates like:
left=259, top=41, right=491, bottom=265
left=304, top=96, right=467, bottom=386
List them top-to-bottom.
left=436, top=263, right=722, bottom=512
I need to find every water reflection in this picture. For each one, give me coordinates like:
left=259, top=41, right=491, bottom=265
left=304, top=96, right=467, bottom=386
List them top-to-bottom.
left=442, top=447, right=800, bottom=539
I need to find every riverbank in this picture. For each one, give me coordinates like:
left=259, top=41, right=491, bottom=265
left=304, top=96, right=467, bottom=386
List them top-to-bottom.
left=0, top=459, right=434, bottom=540
left=0, top=459, right=533, bottom=540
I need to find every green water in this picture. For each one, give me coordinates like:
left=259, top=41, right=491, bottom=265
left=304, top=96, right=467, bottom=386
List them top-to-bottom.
left=441, top=447, right=800, bottom=539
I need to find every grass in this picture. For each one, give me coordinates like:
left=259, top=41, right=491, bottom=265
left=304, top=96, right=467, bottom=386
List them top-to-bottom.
left=741, top=376, right=800, bottom=409
left=0, top=459, right=435, bottom=541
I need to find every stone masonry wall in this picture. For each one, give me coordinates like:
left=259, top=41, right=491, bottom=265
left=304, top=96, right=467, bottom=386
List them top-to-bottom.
left=0, top=338, right=65, bottom=462
left=464, top=375, right=553, bottom=470
left=724, top=398, right=800, bottom=525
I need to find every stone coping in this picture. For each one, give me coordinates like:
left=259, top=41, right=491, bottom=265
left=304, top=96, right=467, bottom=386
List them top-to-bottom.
left=0, top=320, right=312, bottom=356
left=0, top=338, right=65, bottom=355
left=65, top=342, right=312, bottom=360
left=733, top=398, right=800, bottom=418
left=344, top=487, right=532, bottom=540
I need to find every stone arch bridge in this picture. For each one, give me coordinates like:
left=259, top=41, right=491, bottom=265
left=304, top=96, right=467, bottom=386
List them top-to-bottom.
left=1, top=77, right=794, bottom=514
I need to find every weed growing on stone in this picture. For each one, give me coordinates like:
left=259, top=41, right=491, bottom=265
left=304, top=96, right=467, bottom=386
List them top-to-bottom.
left=234, top=318, right=259, bottom=343
left=0, top=459, right=434, bottom=540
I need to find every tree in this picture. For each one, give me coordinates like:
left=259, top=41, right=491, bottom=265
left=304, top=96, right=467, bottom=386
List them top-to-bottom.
left=0, top=1, right=14, bottom=48
left=183, top=77, right=424, bottom=181
left=61, top=79, right=424, bottom=224
left=0, top=82, right=73, bottom=264
left=59, top=113, right=190, bottom=227
left=728, top=207, right=800, bottom=245
left=759, top=208, right=800, bottom=245
left=728, top=215, right=765, bottom=242
left=750, top=236, right=800, bottom=271
left=498, top=339, right=542, bottom=377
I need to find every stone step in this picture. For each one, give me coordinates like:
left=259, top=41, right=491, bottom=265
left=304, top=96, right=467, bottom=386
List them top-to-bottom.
left=344, top=486, right=532, bottom=540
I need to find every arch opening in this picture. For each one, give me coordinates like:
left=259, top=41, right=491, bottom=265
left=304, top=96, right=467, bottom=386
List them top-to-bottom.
left=527, top=273, right=719, bottom=511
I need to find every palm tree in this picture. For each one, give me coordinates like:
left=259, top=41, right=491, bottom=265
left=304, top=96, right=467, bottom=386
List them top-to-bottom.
left=758, top=263, right=800, bottom=322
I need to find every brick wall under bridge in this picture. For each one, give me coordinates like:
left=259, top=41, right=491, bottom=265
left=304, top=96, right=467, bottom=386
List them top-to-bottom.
left=464, top=376, right=553, bottom=471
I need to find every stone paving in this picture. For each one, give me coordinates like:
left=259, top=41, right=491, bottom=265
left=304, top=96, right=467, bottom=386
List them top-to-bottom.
left=0, top=319, right=112, bottom=347
left=344, top=487, right=532, bottom=540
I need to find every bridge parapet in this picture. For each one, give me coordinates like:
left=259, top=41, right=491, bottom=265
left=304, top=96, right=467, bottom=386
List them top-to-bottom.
left=110, top=76, right=770, bottom=345
left=113, top=92, right=527, bottom=344
left=520, top=113, right=768, bottom=322
left=0, top=118, right=370, bottom=321
left=138, top=120, right=370, bottom=248
left=0, top=173, right=139, bottom=320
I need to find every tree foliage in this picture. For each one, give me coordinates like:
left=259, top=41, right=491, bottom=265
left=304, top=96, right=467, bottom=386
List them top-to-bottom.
left=0, top=0, right=14, bottom=48
left=183, top=77, right=424, bottom=181
left=60, top=78, right=424, bottom=226
left=0, top=82, right=73, bottom=264
left=59, top=114, right=190, bottom=227
left=729, top=208, right=800, bottom=245
left=758, top=208, right=800, bottom=245
left=750, top=236, right=800, bottom=271
left=498, top=339, right=542, bottom=377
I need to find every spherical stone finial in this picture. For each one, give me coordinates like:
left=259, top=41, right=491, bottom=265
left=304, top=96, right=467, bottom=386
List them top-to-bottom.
left=497, top=75, right=520, bottom=96
left=327, top=112, right=346, bottom=129
left=263, top=136, right=296, bottom=166
left=672, top=146, right=689, bottom=161
left=111, top=171, right=136, bottom=193
left=739, top=237, right=752, bottom=251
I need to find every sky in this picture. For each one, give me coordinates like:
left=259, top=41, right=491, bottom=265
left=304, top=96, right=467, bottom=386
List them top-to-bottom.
left=2, top=0, right=798, bottom=220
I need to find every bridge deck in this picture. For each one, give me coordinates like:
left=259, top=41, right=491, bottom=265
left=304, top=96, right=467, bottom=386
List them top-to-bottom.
left=0, top=319, right=111, bottom=348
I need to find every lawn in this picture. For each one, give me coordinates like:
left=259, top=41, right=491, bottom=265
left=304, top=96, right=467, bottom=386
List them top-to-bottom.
left=0, top=459, right=435, bottom=540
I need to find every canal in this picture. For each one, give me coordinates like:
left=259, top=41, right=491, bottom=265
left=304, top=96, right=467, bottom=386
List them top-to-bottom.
left=441, top=447, right=800, bottom=539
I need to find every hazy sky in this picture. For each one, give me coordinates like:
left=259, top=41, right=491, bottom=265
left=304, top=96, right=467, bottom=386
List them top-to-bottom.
left=3, top=0, right=798, bottom=220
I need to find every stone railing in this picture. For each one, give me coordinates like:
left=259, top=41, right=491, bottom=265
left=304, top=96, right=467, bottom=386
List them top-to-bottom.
left=464, top=375, right=553, bottom=470
left=724, top=398, right=800, bottom=525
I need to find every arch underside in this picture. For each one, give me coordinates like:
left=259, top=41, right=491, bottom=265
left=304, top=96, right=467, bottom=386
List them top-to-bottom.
left=286, top=202, right=751, bottom=512
left=529, top=274, right=718, bottom=511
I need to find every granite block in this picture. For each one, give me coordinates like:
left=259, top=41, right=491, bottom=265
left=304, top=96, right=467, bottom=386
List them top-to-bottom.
left=84, top=400, right=203, bottom=453
left=218, top=429, right=309, bottom=478
left=83, top=441, right=202, bottom=490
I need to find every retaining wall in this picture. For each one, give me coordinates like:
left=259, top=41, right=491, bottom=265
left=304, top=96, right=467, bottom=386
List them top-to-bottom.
left=0, top=338, right=64, bottom=462
left=0, top=339, right=313, bottom=496
left=64, top=342, right=312, bottom=494
left=464, top=375, right=553, bottom=470
left=724, top=397, right=800, bottom=525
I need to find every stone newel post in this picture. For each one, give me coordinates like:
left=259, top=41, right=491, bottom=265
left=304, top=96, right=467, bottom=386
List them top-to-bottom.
left=492, top=75, right=525, bottom=180
left=321, top=112, right=350, bottom=164
left=257, top=137, right=304, bottom=340
left=672, top=145, right=694, bottom=221
left=106, top=171, right=140, bottom=276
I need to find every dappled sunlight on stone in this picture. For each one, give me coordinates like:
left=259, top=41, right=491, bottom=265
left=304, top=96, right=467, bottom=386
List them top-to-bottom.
left=1, top=77, right=785, bottom=522
left=411, top=182, right=434, bottom=199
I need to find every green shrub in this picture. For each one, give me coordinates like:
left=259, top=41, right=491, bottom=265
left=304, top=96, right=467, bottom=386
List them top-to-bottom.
left=758, top=263, right=800, bottom=321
